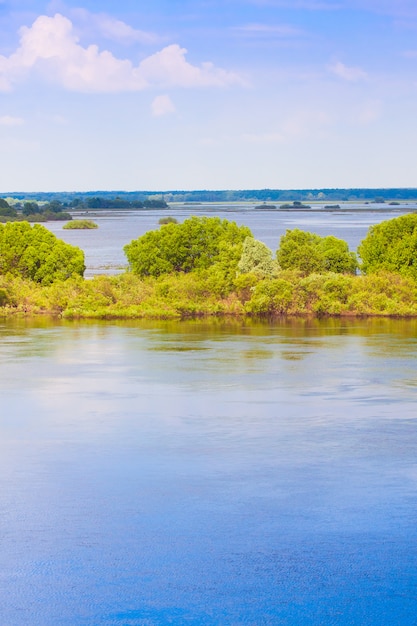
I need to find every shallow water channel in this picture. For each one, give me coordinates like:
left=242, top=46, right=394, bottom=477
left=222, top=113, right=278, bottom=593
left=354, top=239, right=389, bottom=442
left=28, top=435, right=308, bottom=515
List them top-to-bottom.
left=1, top=317, right=417, bottom=624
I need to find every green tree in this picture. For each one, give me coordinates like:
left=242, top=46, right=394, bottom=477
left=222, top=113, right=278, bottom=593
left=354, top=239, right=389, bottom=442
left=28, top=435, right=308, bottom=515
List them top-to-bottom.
left=0, top=198, right=17, bottom=218
left=43, top=200, right=64, bottom=213
left=22, top=201, right=40, bottom=216
left=358, top=213, right=417, bottom=279
left=124, top=216, right=252, bottom=277
left=159, top=216, right=178, bottom=225
left=0, top=221, right=85, bottom=284
left=277, top=229, right=357, bottom=275
left=237, top=237, right=279, bottom=277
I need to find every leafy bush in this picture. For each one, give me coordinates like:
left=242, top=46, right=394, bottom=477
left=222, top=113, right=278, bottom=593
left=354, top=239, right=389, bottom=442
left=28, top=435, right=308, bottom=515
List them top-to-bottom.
left=358, top=213, right=417, bottom=279
left=124, top=216, right=252, bottom=277
left=158, top=216, right=178, bottom=225
left=63, top=220, right=98, bottom=229
left=0, top=221, right=85, bottom=284
left=277, top=229, right=358, bottom=275
left=237, top=237, right=279, bottom=277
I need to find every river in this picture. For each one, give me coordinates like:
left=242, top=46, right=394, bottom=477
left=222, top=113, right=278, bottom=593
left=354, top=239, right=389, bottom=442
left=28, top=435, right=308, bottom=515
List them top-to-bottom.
left=44, top=202, right=417, bottom=277
left=1, top=317, right=417, bottom=624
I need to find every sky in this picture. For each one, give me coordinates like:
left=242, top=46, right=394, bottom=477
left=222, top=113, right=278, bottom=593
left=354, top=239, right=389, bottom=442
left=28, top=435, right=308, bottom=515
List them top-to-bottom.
left=0, top=0, right=416, bottom=191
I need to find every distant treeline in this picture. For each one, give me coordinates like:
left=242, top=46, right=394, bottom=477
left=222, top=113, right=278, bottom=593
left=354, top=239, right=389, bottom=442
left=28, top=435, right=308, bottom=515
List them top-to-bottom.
left=3, top=188, right=417, bottom=205
left=0, top=196, right=169, bottom=222
left=70, top=197, right=168, bottom=209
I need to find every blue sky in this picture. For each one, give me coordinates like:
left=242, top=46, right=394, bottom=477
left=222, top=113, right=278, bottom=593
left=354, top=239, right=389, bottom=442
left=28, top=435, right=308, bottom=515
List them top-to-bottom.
left=0, top=0, right=416, bottom=191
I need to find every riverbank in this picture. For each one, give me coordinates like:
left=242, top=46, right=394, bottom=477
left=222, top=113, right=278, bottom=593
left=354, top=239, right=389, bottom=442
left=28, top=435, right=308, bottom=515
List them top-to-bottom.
left=1, top=270, right=417, bottom=319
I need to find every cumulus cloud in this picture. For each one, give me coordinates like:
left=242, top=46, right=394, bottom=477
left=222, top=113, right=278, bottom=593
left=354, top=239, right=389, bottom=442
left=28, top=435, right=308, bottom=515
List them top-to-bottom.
left=71, top=9, right=160, bottom=45
left=0, top=13, right=244, bottom=93
left=327, top=61, right=367, bottom=81
left=151, top=94, right=176, bottom=117
left=0, top=115, right=24, bottom=126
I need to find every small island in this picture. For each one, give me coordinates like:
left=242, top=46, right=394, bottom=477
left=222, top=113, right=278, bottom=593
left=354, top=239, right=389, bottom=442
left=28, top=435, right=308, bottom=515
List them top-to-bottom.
left=279, top=201, right=311, bottom=209
left=63, top=220, right=98, bottom=230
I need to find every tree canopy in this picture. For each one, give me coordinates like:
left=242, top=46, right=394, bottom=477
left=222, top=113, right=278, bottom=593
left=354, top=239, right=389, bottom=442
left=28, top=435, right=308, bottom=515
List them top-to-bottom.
left=0, top=199, right=17, bottom=218
left=358, top=213, right=417, bottom=279
left=124, top=216, right=252, bottom=277
left=0, top=222, right=85, bottom=284
left=277, top=229, right=358, bottom=275
left=237, top=237, right=279, bottom=277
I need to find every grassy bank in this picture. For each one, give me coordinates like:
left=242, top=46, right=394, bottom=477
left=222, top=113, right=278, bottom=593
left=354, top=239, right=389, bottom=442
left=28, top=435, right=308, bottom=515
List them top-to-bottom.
left=1, top=270, right=417, bottom=319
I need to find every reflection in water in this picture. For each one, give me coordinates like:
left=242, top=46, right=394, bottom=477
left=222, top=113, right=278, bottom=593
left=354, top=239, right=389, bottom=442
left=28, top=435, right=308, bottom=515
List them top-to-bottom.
left=1, top=318, right=417, bottom=624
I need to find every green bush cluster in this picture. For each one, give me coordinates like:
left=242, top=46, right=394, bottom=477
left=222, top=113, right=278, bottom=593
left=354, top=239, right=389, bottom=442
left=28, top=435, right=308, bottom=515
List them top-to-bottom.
left=1, top=213, right=417, bottom=319
left=124, top=216, right=252, bottom=277
left=63, top=219, right=98, bottom=229
left=0, top=222, right=85, bottom=285
left=277, top=229, right=358, bottom=275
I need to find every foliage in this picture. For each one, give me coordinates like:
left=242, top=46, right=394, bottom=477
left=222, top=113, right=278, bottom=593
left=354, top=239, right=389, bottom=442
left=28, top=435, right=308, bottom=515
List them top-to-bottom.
left=84, top=197, right=168, bottom=209
left=0, top=199, right=17, bottom=218
left=22, top=201, right=40, bottom=215
left=279, top=201, right=311, bottom=209
left=42, top=211, right=72, bottom=221
left=358, top=213, right=417, bottom=279
left=124, top=216, right=252, bottom=277
left=159, top=216, right=178, bottom=225
left=63, top=219, right=98, bottom=229
left=0, top=221, right=85, bottom=285
left=277, top=229, right=358, bottom=275
left=237, top=237, right=279, bottom=277
left=2, top=268, right=417, bottom=319
left=245, top=278, right=294, bottom=314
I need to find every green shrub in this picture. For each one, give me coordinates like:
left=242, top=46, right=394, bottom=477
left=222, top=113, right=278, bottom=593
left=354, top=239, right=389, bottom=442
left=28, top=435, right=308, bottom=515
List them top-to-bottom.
left=358, top=213, right=417, bottom=279
left=124, top=216, right=252, bottom=277
left=63, top=220, right=98, bottom=229
left=0, top=221, right=85, bottom=284
left=277, top=229, right=357, bottom=275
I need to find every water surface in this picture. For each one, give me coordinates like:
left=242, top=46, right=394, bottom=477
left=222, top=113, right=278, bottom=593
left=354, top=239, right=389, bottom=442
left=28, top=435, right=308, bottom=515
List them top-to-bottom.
left=1, top=317, right=417, bottom=624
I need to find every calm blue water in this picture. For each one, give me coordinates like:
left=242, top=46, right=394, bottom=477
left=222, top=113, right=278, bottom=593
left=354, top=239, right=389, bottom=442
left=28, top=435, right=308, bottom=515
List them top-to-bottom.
left=44, top=203, right=417, bottom=277
left=1, top=317, right=417, bottom=624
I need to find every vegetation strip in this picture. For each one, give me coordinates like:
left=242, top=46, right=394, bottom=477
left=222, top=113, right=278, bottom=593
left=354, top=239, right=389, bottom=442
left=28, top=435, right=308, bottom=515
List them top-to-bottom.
left=1, top=213, right=417, bottom=319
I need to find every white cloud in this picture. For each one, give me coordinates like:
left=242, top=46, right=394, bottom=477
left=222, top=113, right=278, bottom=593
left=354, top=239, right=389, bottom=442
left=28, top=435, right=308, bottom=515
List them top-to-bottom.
left=71, top=9, right=160, bottom=45
left=0, top=13, right=244, bottom=93
left=233, top=23, right=304, bottom=37
left=138, top=44, right=244, bottom=88
left=327, top=61, right=367, bottom=81
left=151, top=94, right=176, bottom=117
left=0, top=115, right=24, bottom=126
